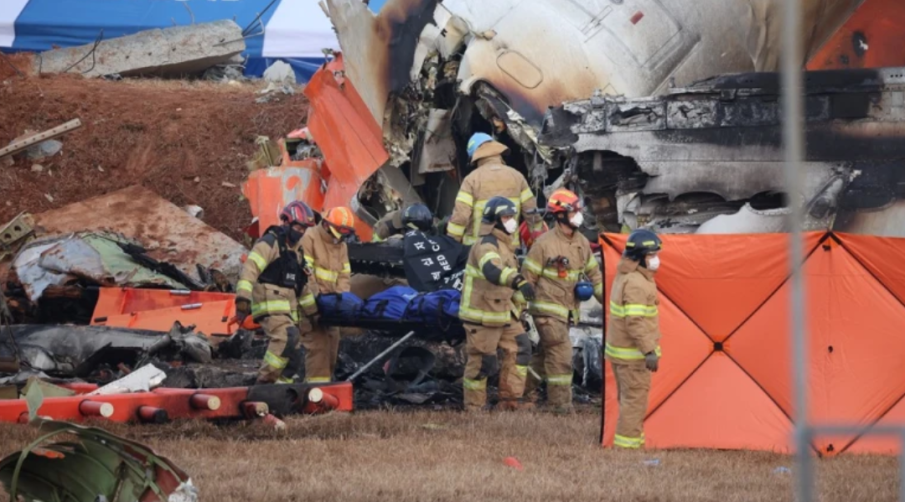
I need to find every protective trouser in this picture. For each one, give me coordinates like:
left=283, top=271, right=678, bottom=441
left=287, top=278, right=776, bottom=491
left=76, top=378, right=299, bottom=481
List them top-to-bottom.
left=257, top=315, right=301, bottom=384
left=525, top=316, right=573, bottom=408
left=462, top=320, right=531, bottom=411
left=300, top=323, right=341, bottom=383
left=612, top=362, right=652, bottom=449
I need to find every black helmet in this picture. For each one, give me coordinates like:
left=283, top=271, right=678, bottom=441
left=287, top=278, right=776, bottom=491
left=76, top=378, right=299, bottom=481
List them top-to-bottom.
left=481, top=196, right=518, bottom=224
left=402, top=203, right=433, bottom=231
left=624, top=228, right=662, bottom=261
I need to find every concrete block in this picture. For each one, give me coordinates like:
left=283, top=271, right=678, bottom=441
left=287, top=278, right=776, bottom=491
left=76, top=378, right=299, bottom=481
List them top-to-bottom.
left=35, top=20, right=246, bottom=78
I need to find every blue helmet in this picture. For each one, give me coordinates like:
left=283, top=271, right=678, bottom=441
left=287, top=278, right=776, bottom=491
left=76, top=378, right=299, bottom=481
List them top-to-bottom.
left=466, top=132, right=494, bottom=158
left=574, top=281, right=595, bottom=301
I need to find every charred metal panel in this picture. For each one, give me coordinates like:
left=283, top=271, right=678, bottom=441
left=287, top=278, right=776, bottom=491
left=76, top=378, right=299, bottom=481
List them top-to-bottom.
left=543, top=66, right=905, bottom=235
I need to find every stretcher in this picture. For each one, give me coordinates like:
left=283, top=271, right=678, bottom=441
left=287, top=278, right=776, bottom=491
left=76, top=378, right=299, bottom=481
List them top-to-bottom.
left=316, top=286, right=466, bottom=341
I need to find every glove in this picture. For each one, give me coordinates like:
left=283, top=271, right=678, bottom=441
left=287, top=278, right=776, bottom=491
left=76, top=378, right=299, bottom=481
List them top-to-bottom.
left=511, top=274, right=536, bottom=301
left=235, top=298, right=251, bottom=322
left=644, top=351, right=659, bottom=372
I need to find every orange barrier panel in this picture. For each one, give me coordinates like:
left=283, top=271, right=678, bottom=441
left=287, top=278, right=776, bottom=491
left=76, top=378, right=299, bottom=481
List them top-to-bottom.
left=807, top=0, right=905, bottom=70
left=599, top=231, right=905, bottom=456
left=91, top=288, right=237, bottom=337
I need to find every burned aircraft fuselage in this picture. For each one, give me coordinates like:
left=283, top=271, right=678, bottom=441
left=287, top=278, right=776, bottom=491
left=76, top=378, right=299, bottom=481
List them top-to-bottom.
left=540, top=67, right=905, bottom=235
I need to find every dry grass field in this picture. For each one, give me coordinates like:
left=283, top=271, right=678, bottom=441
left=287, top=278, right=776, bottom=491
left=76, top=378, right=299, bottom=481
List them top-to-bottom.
left=0, top=409, right=900, bottom=502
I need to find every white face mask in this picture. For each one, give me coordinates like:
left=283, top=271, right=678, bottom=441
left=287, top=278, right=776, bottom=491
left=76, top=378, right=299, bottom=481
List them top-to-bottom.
left=569, top=212, right=584, bottom=228
left=503, top=218, right=518, bottom=234
left=647, top=255, right=660, bottom=271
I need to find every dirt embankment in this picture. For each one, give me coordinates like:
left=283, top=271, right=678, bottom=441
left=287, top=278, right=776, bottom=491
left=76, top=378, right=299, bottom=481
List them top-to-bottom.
left=0, top=72, right=309, bottom=241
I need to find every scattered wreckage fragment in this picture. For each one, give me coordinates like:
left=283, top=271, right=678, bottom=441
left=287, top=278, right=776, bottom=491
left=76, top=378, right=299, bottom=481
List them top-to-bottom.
left=539, top=67, right=905, bottom=236
left=0, top=381, right=353, bottom=424
left=0, top=419, right=197, bottom=502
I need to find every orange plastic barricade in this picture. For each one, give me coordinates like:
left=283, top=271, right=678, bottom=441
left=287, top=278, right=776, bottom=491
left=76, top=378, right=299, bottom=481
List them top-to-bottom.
left=599, top=231, right=905, bottom=456
left=91, top=288, right=238, bottom=337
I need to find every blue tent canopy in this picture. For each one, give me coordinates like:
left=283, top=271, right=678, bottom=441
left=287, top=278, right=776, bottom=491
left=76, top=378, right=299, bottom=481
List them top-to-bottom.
left=0, top=0, right=339, bottom=82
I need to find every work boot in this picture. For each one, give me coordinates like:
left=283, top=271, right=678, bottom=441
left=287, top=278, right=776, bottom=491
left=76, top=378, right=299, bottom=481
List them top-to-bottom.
left=463, top=404, right=492, bottom=414
left=548, top=404, right=574, bottom=415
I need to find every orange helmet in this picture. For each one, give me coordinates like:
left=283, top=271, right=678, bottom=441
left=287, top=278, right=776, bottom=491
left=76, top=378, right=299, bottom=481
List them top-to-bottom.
left=547, top=188, right=581, bottom=214
left=324, top=206, right=356, bottom=237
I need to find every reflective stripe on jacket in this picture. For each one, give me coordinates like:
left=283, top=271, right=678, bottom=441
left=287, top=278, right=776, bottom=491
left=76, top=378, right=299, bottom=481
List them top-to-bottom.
left=447, top=156, right=542, bottom=247
left=302, top=224, right=351, bottom=297
left=521, top=224, right=604, bottom=322
left=459, top=226, right=520, bottom=327
left=237, top=229, right=313, bottom=320
left=605, top=257, right=661, bottom=363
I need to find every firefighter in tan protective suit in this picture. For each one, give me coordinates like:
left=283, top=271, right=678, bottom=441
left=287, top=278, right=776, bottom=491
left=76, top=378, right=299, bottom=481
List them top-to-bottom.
left=447, top=132, right=544, bottom=247
left=521, top=188, right=604, bottom=413
left=459, top=196, right=537, bottom=412
left=235, top=201, right=318, bottom=384
left=299, top=206, right=355, bottom=383
left=371, top=209, right=404, bottom=242
left=606, top=228, right=663, bottom=449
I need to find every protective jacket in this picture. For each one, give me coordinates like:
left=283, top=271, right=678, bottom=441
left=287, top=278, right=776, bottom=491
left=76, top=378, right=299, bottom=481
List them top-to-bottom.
left=447, top=155, right=542, bottom=246
left=371, top=209, right=403, bottom=242
left=302, top=224, right=351, bottom=295
left=522, top=224, right=603, bottom=322
left=460, top=225, right=523, bottom=327
left=237, top=226, right=315, bottom=322
left=605, top=257, right=662, bottom=363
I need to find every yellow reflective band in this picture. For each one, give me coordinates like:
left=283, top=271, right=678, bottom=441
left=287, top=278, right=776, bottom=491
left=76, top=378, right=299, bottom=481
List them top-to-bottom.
left=520, top=187, right=534, bottom=203
left=456, top=191, right=475, bottom=207
left=447, top=222, right=466, bottom=237
left=371, top=234, right=384, bottom=242
left=463, top=235, right=477, bottom=245
left=643, top=240, right=657, bottom=247
left=248, top=252, right=267, bottom=271
left=478, top=252, right=501, bottom=269
left=304, top=254, right=315, bottom=268
left=584, top=256, right=598, bottom=273
left=523, top=258, right=543, bottom=275
left=342, top=262, right=351, bottom=273
left=465, top=264, right=483, bottom=279
left=315, top=267, right=339, bottom=282
left=500, top=267, right=517, bottom=287
left=540, top=267, right=581, bottom=282
left=236, top=279, right=253, bottom=294
left=594, top=283, right=603, bottom=296
left=299, top=293, right=316, bottom=308
left=251, top=300, right=292, bottom=316
left=530, top=301, right=570, bottom=317
left=609, top=301, right=657, bottom=318
left=291, top=310, right=299, bottom=323
left=605, top=343, right=662, bottom=361
left=264, top=350, right=288, bottom=370
left=516, top=365, right=529, bottom=377
left=547, top=374, right=572, bottom=386
left=277, top=377, right=294, bottom=384
left=304, top=377, right=331, bottom=383
left=463, top=378, right=487, bottom=390
left=614, top=434, right=643, bottom=449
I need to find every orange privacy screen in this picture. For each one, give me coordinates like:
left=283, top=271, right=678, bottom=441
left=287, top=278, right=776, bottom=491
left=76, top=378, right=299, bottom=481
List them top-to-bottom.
left=599, top=231, right=905, bottom=456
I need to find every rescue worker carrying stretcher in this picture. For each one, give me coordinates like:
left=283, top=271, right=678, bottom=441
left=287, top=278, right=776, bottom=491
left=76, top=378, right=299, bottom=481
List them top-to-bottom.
left=447, top=132, right=544, bottom=247
left=521, top=188, right=604, bottom=412
left=459, top=196, right=536, bottom=412
left=235, top=201, right=318, bottom=384
left=300, top=206, right=355, bottom=383
left=605, top=228, right=663, bottom=449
